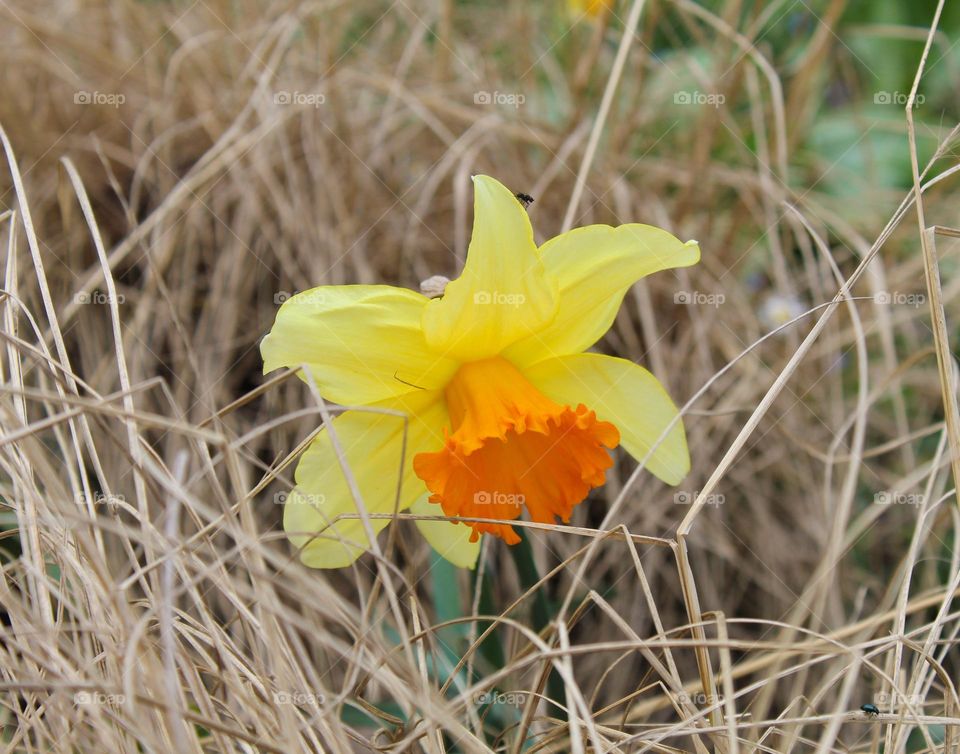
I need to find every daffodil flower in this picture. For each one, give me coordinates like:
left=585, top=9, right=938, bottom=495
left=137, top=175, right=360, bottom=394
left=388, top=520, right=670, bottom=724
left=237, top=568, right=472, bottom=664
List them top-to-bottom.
left=569, top=0, right=615, bottom=21
left=262, top=176, right=699, bottom=569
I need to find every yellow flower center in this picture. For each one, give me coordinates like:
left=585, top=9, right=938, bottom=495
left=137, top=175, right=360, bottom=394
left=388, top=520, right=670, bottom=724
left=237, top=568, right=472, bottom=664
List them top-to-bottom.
left=413, top=357, right=620, bottom=544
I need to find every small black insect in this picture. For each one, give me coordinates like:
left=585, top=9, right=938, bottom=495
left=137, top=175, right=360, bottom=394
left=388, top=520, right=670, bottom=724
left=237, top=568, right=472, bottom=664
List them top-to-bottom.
left=515, top=192, right=534, bottom=209
left=860, top=703, right=880, bottom=716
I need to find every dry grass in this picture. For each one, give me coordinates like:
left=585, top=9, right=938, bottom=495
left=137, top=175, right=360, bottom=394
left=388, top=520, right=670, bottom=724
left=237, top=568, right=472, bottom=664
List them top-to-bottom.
left=1, top=0, right=959, bottom=751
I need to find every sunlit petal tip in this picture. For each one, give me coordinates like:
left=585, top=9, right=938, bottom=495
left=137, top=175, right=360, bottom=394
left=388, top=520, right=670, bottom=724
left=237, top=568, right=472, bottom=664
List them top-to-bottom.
left=505, top=224, right=702, bottom=365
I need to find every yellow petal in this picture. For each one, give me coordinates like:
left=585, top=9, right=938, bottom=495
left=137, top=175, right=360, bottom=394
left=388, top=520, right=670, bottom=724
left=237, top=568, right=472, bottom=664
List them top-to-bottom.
left=421, top=176, right=558, bottom=361
left=504, top=225, right=699, bottom=367
left=262, top=285, right=459, bottom=405
left=523, top=353, right=690, bottom=485
left=283, top=389, right=448, bottom=568
left=410, top=494, right=481, bottom=569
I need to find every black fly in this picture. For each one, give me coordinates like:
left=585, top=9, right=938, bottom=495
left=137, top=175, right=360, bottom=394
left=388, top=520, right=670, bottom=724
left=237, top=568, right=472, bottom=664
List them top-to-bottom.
left=515, top=192, right=534, bottom=209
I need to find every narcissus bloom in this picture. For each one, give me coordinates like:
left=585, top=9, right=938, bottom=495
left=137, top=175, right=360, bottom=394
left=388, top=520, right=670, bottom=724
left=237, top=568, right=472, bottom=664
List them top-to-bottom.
left=569, top=0, right=615, bottom=20
left=262, top=176, right=699, bottom=569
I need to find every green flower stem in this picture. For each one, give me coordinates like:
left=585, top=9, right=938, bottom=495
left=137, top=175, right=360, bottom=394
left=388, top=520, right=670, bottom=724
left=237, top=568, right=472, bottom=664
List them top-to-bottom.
left=509, top=532, right=567, bottom=721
